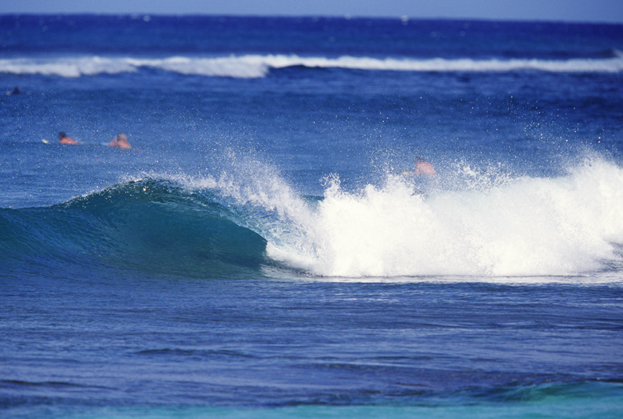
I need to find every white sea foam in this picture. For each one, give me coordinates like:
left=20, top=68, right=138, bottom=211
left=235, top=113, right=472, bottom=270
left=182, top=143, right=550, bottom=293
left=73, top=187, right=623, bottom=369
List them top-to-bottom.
left=2, top=54, right=623, bottom=78
left=0, top=56, right=138, bottom=78
left=170, top=155, right=623, bottom=279
left=268, top=158, right=623, bottom=278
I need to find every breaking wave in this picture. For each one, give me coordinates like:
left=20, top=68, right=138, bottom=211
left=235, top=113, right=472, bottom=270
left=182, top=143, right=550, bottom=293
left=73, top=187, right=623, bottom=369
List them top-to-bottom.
left=2, top=54, right=623, bottom=78
left=2, top=156, right=623, bottom=281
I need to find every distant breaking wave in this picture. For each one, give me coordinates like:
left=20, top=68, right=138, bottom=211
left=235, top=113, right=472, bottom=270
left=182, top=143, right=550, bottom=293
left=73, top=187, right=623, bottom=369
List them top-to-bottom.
left=1, top=54, right=623, bottom=78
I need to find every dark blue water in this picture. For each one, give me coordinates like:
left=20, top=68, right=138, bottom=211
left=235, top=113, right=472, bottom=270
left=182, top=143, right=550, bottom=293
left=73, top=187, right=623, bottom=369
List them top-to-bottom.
left=1, top=14, right=623, bottom=418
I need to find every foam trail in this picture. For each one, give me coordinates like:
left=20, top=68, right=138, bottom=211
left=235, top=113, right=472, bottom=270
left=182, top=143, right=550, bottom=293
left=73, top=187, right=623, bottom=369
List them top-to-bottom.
left=2, top=55, right=623, bottom=78
left=264, top=159, right=623, bottom=277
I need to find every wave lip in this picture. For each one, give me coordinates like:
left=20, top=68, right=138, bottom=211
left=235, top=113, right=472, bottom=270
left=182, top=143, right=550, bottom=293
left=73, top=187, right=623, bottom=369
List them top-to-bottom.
left=2, top=54, right=623, bottom=78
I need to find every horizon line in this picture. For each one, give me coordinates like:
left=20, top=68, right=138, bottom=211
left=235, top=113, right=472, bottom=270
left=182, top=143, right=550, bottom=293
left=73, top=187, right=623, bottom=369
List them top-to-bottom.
left=1, top=12, right=622, bottom=26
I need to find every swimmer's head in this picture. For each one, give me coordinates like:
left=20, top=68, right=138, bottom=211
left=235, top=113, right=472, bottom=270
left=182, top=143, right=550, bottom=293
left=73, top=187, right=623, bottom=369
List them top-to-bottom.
left=58, top=132, right=66, bottom=139
left=117, top=133, right=127, bottom=141
left=416, top=156, right=425, bottom=162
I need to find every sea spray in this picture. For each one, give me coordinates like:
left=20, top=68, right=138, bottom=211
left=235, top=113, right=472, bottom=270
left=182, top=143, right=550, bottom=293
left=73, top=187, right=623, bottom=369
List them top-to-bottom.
left=163, top=152, right=319, bottom=260
left=91, top=154, right=623, bottom=278
left=264, top=158, right=623, bottom=277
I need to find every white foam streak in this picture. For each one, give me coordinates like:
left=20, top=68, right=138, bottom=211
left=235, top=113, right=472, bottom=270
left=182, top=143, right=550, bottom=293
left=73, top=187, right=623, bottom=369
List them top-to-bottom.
left=2, top=54, right=622, bottom=78
left=265, top=55, right=623, bottom=74
left=0, top=57, right=138, bottom=78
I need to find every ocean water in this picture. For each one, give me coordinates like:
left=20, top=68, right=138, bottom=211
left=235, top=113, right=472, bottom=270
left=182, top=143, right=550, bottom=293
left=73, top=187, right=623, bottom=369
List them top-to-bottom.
left=1, top=14, right=623, bottom=418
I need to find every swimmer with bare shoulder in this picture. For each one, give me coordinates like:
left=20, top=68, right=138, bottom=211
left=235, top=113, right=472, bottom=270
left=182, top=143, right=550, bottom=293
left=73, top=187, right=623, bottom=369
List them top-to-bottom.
left=58, top=132, right=78, bottom=145
left=108, top=133, right=131, bottom=149
left=414, top=156, right=437, bottom=176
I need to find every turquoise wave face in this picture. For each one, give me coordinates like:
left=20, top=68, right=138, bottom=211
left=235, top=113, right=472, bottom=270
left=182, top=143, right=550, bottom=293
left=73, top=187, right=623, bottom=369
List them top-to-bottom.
left=0, top=178, right=268, bottom=278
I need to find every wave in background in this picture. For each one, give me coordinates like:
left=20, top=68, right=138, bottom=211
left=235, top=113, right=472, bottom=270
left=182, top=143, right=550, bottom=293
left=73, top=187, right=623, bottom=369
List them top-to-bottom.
left=1, top=54, right=623, bottom=78
left=2, top=155, right=623, bottom=280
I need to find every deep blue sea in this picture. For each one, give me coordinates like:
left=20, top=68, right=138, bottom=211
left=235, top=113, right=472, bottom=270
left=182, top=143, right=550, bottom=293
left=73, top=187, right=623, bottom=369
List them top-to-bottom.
left=1, top=14, right=623, bottom=418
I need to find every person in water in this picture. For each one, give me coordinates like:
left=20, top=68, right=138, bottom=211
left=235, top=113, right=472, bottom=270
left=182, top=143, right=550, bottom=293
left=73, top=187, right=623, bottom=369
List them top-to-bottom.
left=58, top=131, right=78, bottom=145
left=108, top=133, right=131, bottom=149
left=414, top=156, right=437, bottom=176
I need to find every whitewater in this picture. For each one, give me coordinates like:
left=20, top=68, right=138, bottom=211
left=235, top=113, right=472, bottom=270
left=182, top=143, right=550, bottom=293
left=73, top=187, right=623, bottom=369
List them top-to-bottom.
left=2, top=54, right=623, bottom=78
left=134, top=155, right=623, bottom=279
